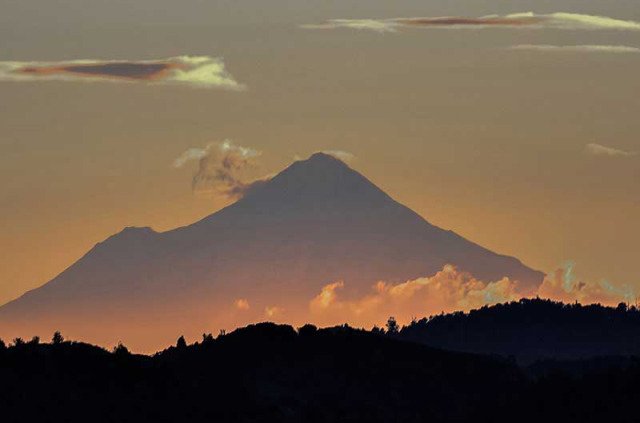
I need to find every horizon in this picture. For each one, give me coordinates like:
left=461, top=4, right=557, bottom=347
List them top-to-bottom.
left=1, top=0, right=639, bottom=352
left=2, top=1, right=640, bottom=420
left=2, top=2, right=640, bottom=308
left=0, top=151, right=634, bottom=352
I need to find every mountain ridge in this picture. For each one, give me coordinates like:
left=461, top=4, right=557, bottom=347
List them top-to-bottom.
left=0, top=153, right=544, bottom=350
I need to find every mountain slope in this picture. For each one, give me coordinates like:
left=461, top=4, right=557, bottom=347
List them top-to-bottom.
left=0, top=153, right=544, bottom=350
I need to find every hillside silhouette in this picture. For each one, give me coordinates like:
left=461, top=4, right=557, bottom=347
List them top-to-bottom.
left=399, top=298, right=640, bottom=362
left=3, top=304, right=640, bottom=422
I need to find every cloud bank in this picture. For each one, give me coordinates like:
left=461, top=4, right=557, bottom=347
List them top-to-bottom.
left=302, top=12, right=640, bottom=33
left=509, top=45, right=640, bottom=53
left=0, top=56, right=243, bottom=89
left=173, top=140, right=268, bottom=199
left=585, top=143, right=637, bottom=157
left=310, top=264, right=634, bottom=328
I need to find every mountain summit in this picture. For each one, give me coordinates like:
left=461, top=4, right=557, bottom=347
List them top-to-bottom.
left=241, top=152, right=393, bottom=206
left=0, top=153, right=544, bottom=350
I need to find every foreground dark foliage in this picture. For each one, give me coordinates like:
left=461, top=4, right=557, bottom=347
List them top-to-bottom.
left=400, top=298, right=640, bottom=362
left=1, top=320, right=640, bottom=422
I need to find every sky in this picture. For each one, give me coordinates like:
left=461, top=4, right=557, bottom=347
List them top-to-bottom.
left=1, top=0, right=639, bottom=307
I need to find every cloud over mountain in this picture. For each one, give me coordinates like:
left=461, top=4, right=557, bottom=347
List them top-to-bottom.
left=0, top=56, right=242, bottom=89
left=173, top=140, right=267, bottom=199
left=320, top=150, right=355, bottom=163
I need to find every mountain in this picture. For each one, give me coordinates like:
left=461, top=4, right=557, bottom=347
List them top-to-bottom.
left=0, top=153, right=544, bottom=350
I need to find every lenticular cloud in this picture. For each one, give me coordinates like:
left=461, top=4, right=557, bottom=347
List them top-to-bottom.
left=302, top=12, right=640, bottom=33
left=0, top=56, right=243, bottom=89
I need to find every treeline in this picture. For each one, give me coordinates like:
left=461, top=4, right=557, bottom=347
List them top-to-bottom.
left=396, top=298, right=640, bottom=361
left=4, top=300, right=640, bottom=421
left=1, top=321, right=640, bottom=422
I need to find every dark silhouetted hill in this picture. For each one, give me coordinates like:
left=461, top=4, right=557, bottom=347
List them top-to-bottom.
left=399, top=298, right=640, bottom=362
left=2, top=321, right=640, bottom=422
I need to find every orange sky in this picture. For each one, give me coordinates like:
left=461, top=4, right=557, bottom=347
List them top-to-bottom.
left=1, top=0, right=639, bottom=308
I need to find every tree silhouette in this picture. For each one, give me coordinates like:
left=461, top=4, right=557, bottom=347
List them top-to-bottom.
left=386, top=317, right=399, bottom=335
left=298, top=324, right=318, bottom=337
left=52, top=331, right=64, bottom=345
left=29, top=336, right=40, bottom=345
left=176, top=336, right=187, bottom=349
left=12, top=337, right=24, bottom=347
left=0, top=338, right=6, bottom=351
left=113, top=342, right=130, bottom=355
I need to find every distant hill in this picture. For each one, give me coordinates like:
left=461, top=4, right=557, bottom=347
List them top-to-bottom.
left=0, top=153, right=543, bottom=350
left=399, top=298, right=640, bottom=362
left=2, top=322, right=640, bottom=423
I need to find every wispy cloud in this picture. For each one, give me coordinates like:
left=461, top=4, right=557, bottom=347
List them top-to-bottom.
left=302, top=12, right=640, bottom=33
left=544, top=12, right=640, bottom=31
left=301, top=19, right=397, bottom=33
left=509, top=44, right=640, bottom=53
left=0, top=56, right=243, bottom=89
left=173, top=140, right=268, bottom=199
left=585, top=143, right=637, bottom=157
left=320, top=150, right=356, bottom=163
left=538, top=262, right=635, bottom=305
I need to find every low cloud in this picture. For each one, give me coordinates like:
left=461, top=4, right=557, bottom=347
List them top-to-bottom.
left=302, top=12, right=640, bottom=33
left=509, top=44, right=640, bottom=53
left=0, top=56, right=243, bottom=89
left=173, top=140, right=268, bottom=199
left=585, top=143, right=637, bottom=157
left=538, top=263, right=634, bottom=305
left=310, top=264, right=634, bottom=328
left=310, top=266, right=521, bottom=326
left=234, top=299, right=250, bottom=311
left=265, top=306, right=284, bottom=318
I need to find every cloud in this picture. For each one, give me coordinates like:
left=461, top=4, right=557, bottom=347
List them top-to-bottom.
left=302, top=12, right=640, bottom=33
left=544, top=12, right=640, bottom=31
left=300, top=19, right=397, bottom=33
left=509, top=45, right=640, bottom=53
left=0, top=56, right=243, bottom=89
left=173, top=140, right=268, bottom=199
left=585, top=143, right=637, bottom=157
left=320, top=150, right=356, bottom=163
left=538, top=262, right=635, bottom=305
left=309, top=264, right=634, bottom=328
left=310, top=266, right=521, bottom=326
left=234, top=299, right=250, bottom=311
left=265, top=306, right=284, bottom=318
